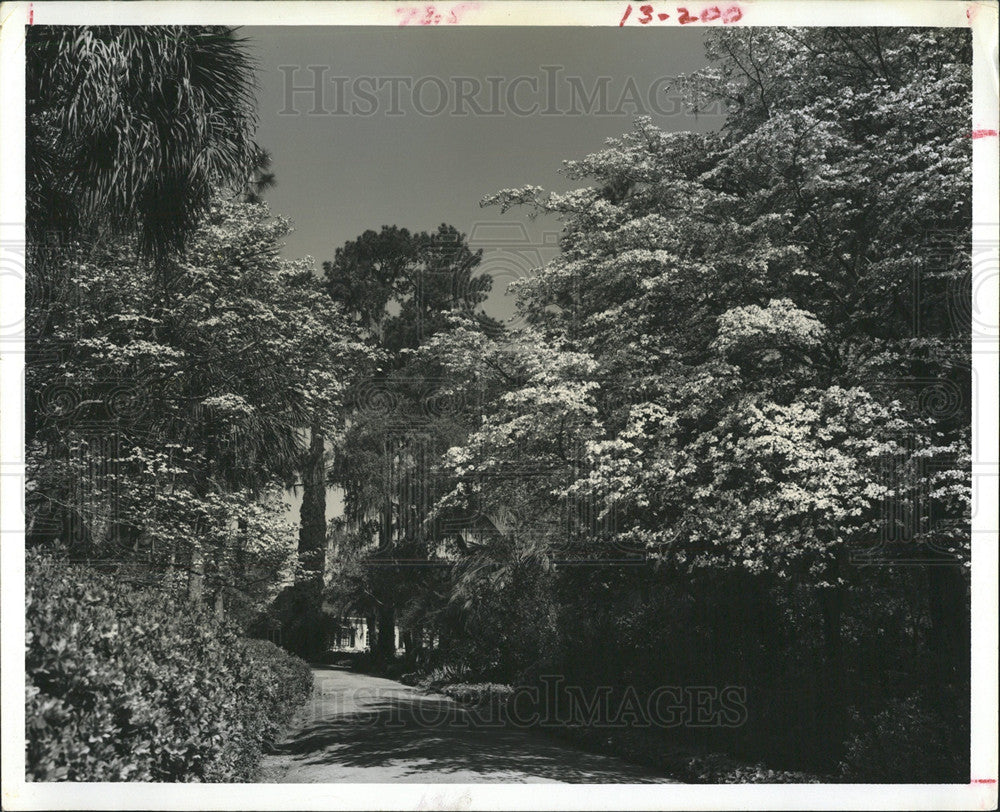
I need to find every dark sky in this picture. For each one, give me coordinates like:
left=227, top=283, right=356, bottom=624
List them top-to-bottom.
left=245, top=25, right=723, bottom=323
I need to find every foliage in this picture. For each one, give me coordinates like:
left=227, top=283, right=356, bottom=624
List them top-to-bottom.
left=25, top=23, right=975, bottom=783
left=23, top=25, right=332, bottom=784
left=456, top=25, right=971, bottom=602
left=27, top=26, right=259, bottom=257
left=403, top=27, right=972, bottom=777
left=471, top=29, right=972, bottom=583
left=26, top=198, right=375, bottom=612
left=323, top=224, right=496, bottom=351
left=321, top=225, right=500, bottom=662
left=440, top=533, right=559, bottom=683
left=26, top=550, right=313, bottom=782
left=252, top=577, right=329, bottom=660
left=235, top=638, right=316, bottom=743
left=434, top=683, right=516, bottom=709
left=839, top=695, right=968, bottom=782
left=662, top=753, right=822, bottom=784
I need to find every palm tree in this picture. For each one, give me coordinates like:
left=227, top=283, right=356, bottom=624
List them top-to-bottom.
left=26, top=25, right=259, bottom=257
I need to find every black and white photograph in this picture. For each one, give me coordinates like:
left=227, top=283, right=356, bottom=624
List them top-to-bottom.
left=0, top=1, right=997, bottom=809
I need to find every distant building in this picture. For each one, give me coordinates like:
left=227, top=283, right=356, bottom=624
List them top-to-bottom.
left=326, top=614, right=403, bottom=653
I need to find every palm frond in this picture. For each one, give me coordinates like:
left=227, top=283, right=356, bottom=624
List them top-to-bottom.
left=27, top=25, right=260, bottom=257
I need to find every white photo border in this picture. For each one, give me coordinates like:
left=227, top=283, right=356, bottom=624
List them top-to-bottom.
left=1, top=2, right=996, bottom=809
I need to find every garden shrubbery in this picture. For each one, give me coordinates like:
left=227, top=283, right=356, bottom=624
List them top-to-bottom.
left=26, top=550, right=313, bottom=781
left=434, top=682, right=515, bottom=710
left=839, top=695, right=969, bottom=783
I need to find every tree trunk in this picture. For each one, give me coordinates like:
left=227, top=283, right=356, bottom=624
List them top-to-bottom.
left=298, top=417, right=326, bottom=574
left=322, top=525, right=339, bottom=586
left=188, top=539, right=204, bottom=603
left=377, top=604, right=396, bottom=662
left=411, top=625, right=427, bottom=667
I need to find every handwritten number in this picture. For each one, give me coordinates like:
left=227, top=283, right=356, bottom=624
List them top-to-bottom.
left=406, top=1, right=735, bottom=27
left=397, top=3, right=477, bottom=25
left=448, top=3, right=473, bottom=23
left=396, top=7, right=418, bottom=25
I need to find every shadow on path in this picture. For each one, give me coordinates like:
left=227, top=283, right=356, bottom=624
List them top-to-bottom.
left=262, top=665, right=677, bottom=783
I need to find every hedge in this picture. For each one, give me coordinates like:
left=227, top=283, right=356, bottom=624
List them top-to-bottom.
left=26, top=550, right=313, bottom=781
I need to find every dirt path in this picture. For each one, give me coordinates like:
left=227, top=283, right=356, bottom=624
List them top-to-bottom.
left=260, top=665, right=678, bottom=783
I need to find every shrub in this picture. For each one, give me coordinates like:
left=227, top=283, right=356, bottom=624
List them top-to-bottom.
left=25, top=550, right=313, bottom=781
left=233, top=638, right=314, bottom=746
left=419, top=663, right=472, bottom=689
left=435, top=682, right=515, bottom=709
left=838, top=695, right=968, bottom=783
left=659, top=751, right=822, bottom=783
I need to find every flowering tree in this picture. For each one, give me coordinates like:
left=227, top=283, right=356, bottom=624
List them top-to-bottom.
left=428, top=27, right=971, bottom=767
left=473, top=27, right=971, bottom=576
left=27, top=200, right=375, bottom=618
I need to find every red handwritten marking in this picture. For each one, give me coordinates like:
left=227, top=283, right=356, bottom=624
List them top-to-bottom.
left=29, top=3, right=34, bottom=24
left=396, top=3, right=478, bottom=26
left=620, top=4, right=741, bottom=25
left=970, top=129, right=999, bottom=139
left=971, top=778, right=997, bottom=784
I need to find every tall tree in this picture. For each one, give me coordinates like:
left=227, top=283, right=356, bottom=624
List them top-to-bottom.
left=25, top=26, right=263, bottom=456
left=26, top=26, right=259, bottom=257
left=437, top=27, right=971, bottom=767
left=26, top=199, right=374, bottom=617
left=322, top=225, right=497, bottom=661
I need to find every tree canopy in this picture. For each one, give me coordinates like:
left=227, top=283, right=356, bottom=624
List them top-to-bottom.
left=27, top=26, right=259, bottom=256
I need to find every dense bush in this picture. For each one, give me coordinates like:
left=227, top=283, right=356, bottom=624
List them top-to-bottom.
left=26, top=550, right=313, bottom=781
left=415, top=560, right=967, bottom=781
left=231, top=638, right=315, bottom=748
left=418, top=663, right=472, bottom=688
left=434, top=682, right=515, bottom=709
left=839, top=696, right=968, bottom=783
